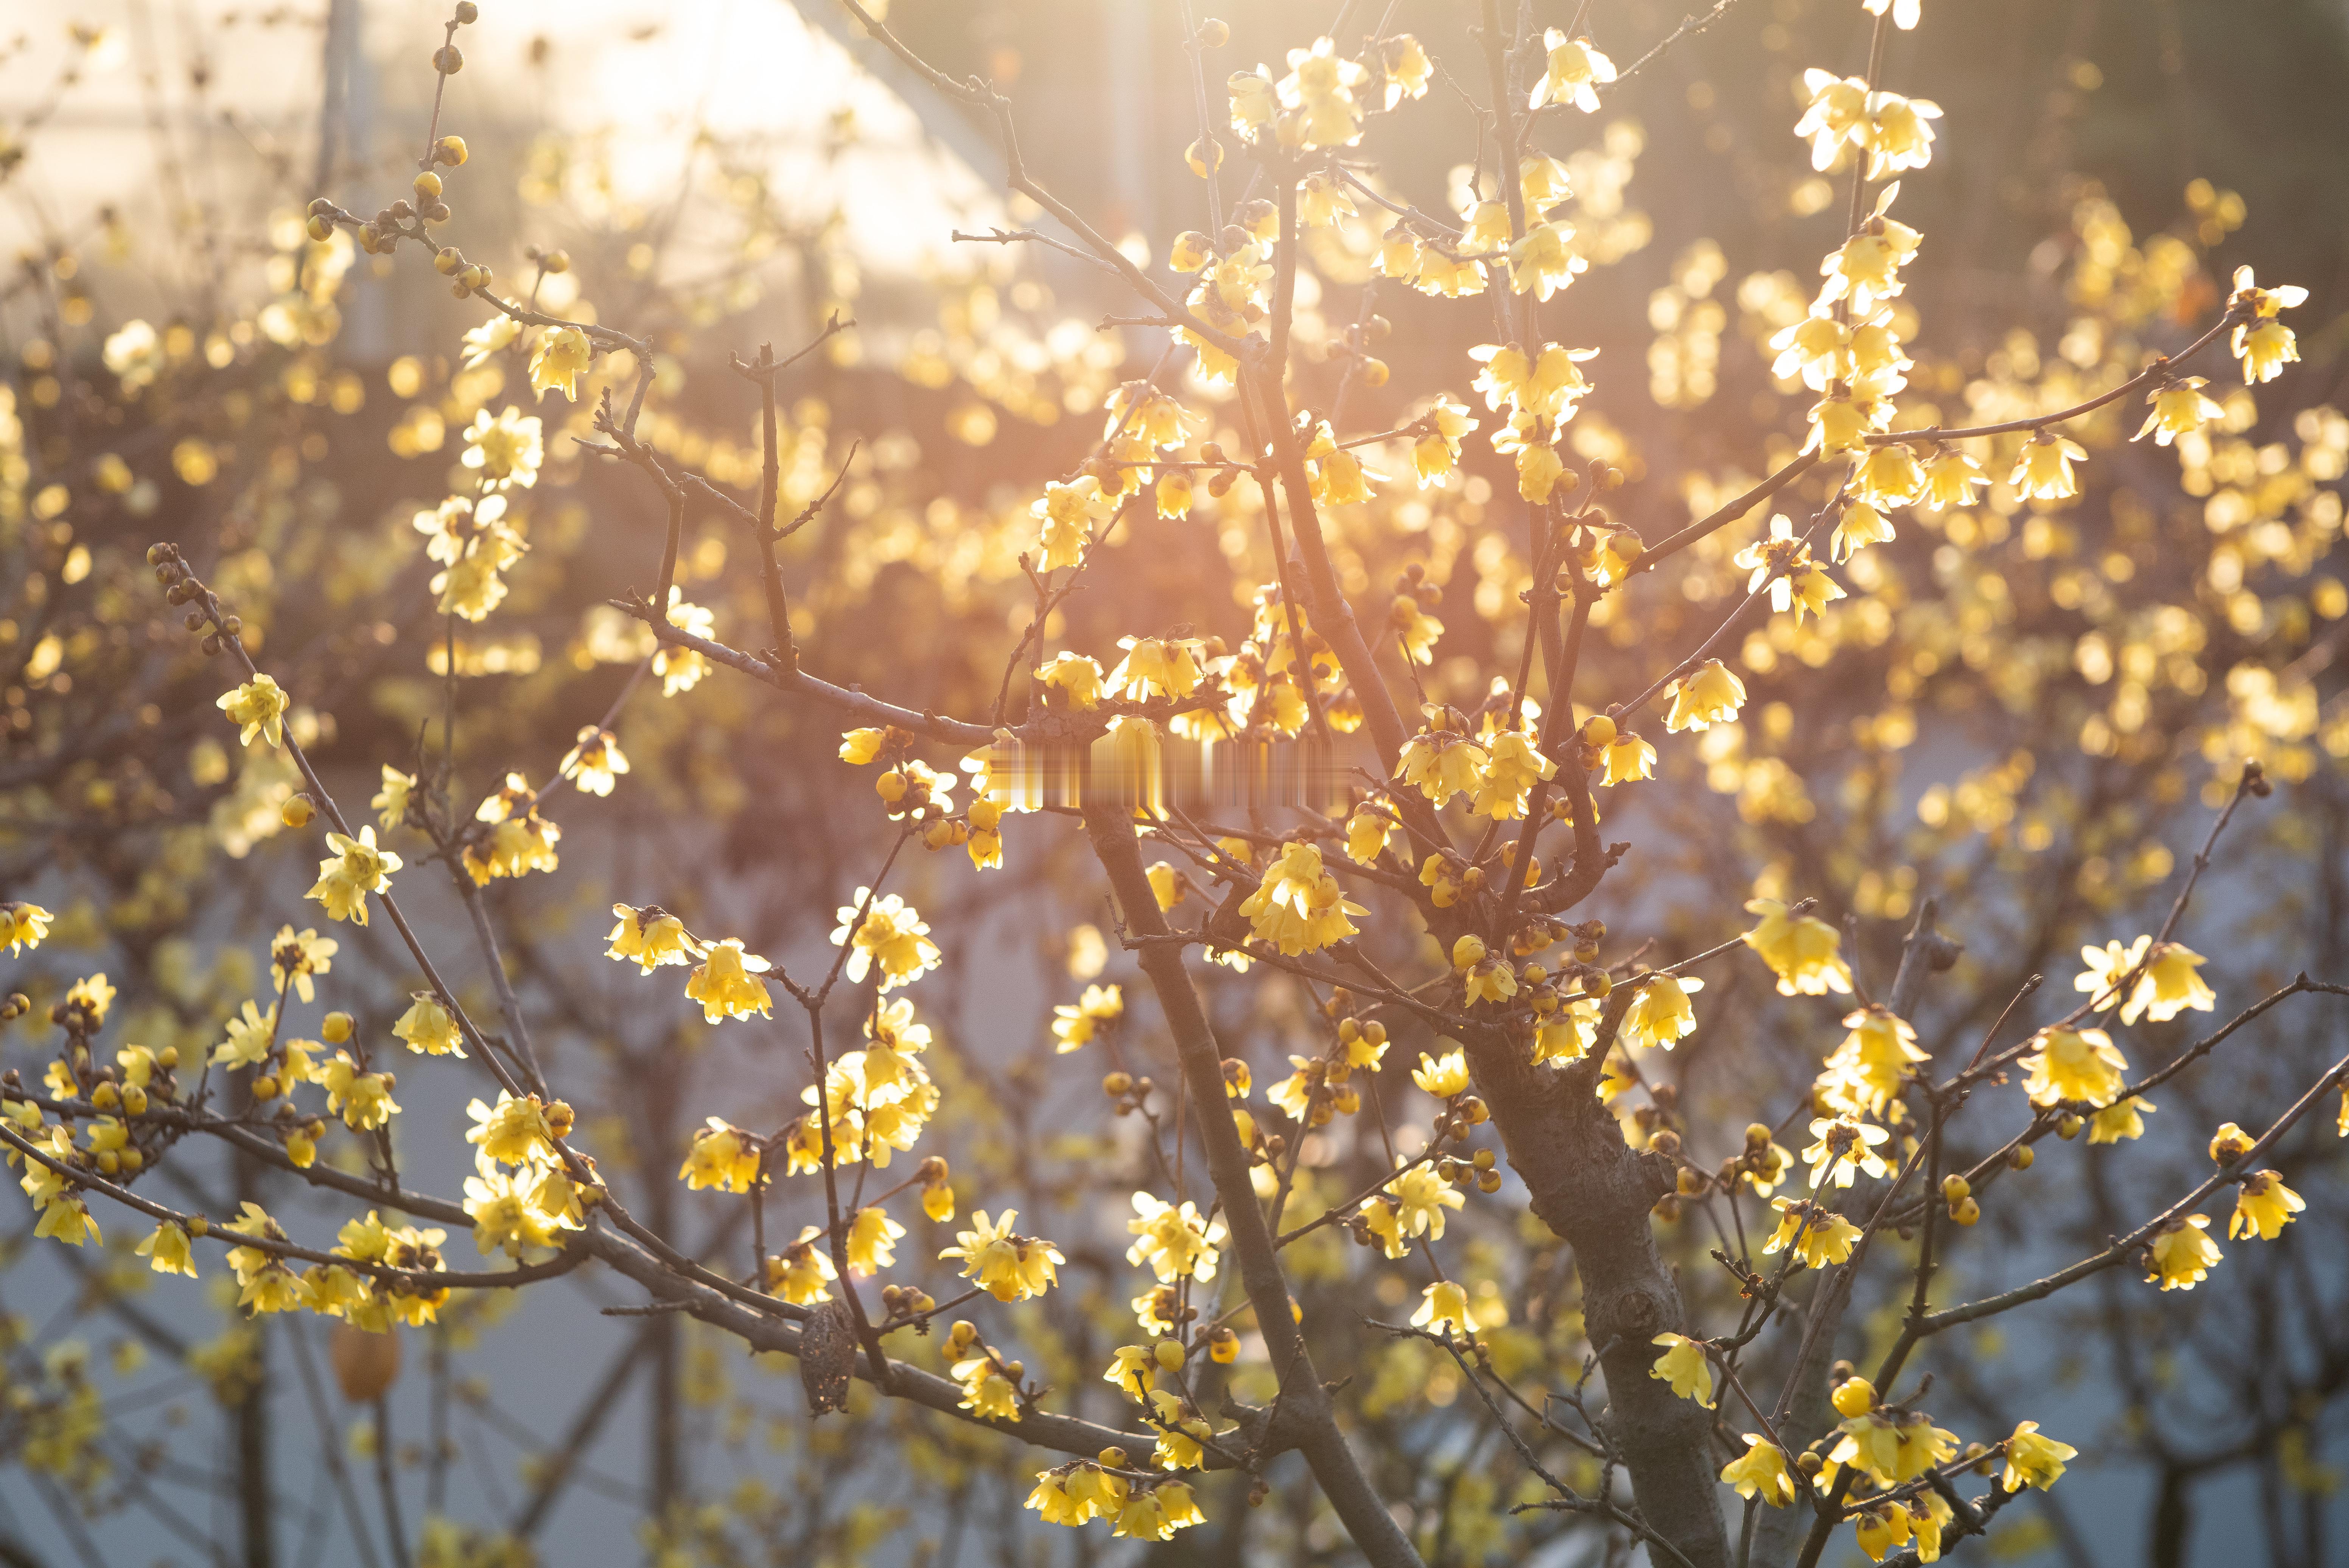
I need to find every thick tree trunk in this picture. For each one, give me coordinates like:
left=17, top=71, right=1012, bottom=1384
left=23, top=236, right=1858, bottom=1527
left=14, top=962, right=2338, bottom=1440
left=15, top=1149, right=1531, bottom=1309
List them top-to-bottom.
left=1462, top=1028, right=1730, bottom=1568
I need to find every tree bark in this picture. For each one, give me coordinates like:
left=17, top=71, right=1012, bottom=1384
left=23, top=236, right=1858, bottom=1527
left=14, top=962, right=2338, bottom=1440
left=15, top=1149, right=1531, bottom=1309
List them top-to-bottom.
left=1084, top=806, right=1426, bottom=1568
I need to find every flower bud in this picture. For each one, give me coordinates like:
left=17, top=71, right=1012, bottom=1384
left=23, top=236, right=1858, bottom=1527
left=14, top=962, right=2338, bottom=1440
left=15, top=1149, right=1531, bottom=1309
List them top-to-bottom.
left=1196, top=17, right=1229, bottom=45
left=432, top=44, right=464, bottom=72
left=435, top=135, right=468, bottom=166
left=412, top=171, right=443, bottom=201
left=281, top=795, right=316, bottom=829
left=2008, top=1145, right=2033, bottom=1170
left=1153, top=1339, right=1185, bottom=1370
left=1829, top=1376, right=1876, bottom=1418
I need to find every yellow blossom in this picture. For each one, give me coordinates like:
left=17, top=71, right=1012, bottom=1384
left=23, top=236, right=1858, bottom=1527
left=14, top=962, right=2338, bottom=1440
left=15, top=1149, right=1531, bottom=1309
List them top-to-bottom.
left=1529, top=30, right=1615, bottom=112
left=527, top=325, right=591, bottom=400
left=1665, top=660, right=1746, bottom=732
left=216, top=675, right=289, bottom=748
left=306, top=826, right=400, bottom=925
left=1738, top=898, right=1849, bottom=996
left=684, top=938, right=774, bottom=1023
left=1623, top=972, right=1702, bottom=1050
left=1052, top=984, right=1124, bottom=1052
left=393, top=992, right=465, bottom=1057
left=2021, top=1027, right=2128, bottom=1109
left=1412, top=1047, right=1471, bottom=1100
left=2230, top=1170, right=2304, bottom=1240
left=941, top=1209, right=1063, bottom=1303
left=2147, top=1213, right=2221, bottom=1290
left=136, top=1220, right=197, bottom=1277
left=1410, top=1280, right=1472, bottom=1338
left=1649, top=1333, right=1712, bottom=1405
left=2002, top=1420, right=2078, bottom=1491
left=1722, top=1436, right=1795, bottom=1506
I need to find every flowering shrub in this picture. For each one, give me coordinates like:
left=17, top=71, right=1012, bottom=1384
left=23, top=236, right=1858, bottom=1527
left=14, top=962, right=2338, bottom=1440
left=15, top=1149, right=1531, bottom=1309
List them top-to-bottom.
left=3, top=3, right=2347, bottom=1566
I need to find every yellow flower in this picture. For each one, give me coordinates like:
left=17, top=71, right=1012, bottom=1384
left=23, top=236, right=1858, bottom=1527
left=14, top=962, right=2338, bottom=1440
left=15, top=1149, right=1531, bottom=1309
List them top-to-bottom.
left=1529, top=30, right=1615, bottom=112
left=1275, top=37, right=1368, bottom=151
left=1227, top=66, right=1277, bottom=134
left=1794, top=69, right=1871, bottom=170
left=1861, top=90, right=1941, bottom=177
left=1819, top=186, right=1923, bottom=313
left=1507, top=221, right=1586, bottom=301
left=2228, top=266, right=2307, bottom=384
left=460, top=313, right=522, bottom=369
left=527, top=325, right=591, bottom=400
left=2135, top=377, right=2222, bottom=445
left=460, top=405, right=544, bottom=489
left=2010, top=431, right=2087, bottom=501
left=1921, top=445, right=1986, bottom=509
left=1033, top=476, right=1111, bottom=571
left=1831, top=499, right=1897, bottom=563
left=651, top=585, right=712, bottom=696
left=1389, top=595, right=1445, bottom=664
left=1106, top=635, right=1204, bottom=702
left=1036, top=651, right=1105, bottom=709
left=1665, top=659, right=1746, bottom=732
left=217, top=675, right=289, bottom=748
left=558, top=725, right=629, bottom=796
left=1396, top=725, right=1488, bottom=807
left=1470, top=730, right=1557, bottom=821
left=1595, top=730, right=1657, bottom=786
left=372, top=765, right=416, bottom=832
left=1345, top=806, right=1395, bottom=866
left=306, top=826, right=401, bottom=925
left=1237, top=841, right=1364, bottom=955
left=832, top=891, right=942, bottom=991
left=1741, top=898, right=1852, bottom=997
left=0, top=901, right=52, bottom=956
left=607, top=903, right=702, bottom=971
left=684, top=938, right=774, bottom=1023
left=1623, top=973, right=1702, bottom=1050
left=1052, top=983, right=1124, bottom=1052
left=393, top=992, right=465, bottom=1057
left=211, top=998, right=277, bottom=1068
left=1816, top=1005, right=1928, bottom=1118
left=2021, top=1027, right=2128, bottom=1109
left=1412, top=1047, right=1471, bottom=1100
left=319, top=1052, right=400, bottom=1130
left=466, top=1090, right=563, bottom=1166
left=2089, top=1095, right=2155, bottom=1144
left=1803, top=1114, right=1891, bottom=1189
left=680, top=1118, right=761, bottom=1193
left=1380, top=1165, right=1464, bottom=1249
left=464, top=1169, right=560, bottom=1257
left=2229, top=1170, right=2304, bottom=1240
left=1126, top=1192, right=1227, bottom=1282
left=1763, top=1198, right=1861, bottom=1269
left=847, top=1206, right=905, bottom=1274
left=941, top=1209, right=1064, bottom=1303
left=2146, top=1212, right=2221, bottom=1290
left=136, top=1220, right=198, bottom=1277
left=766, top=1229, right=837, bottom=1305
left=1409, top=1279, right=1472, bottom=1338
left=1648, top=1333, right=1712, bottom=1405
left=1103, top=1344, right=1157, bottom=1402
left=2001, top=1420, right=2078, bottom=1491
left=1721, top=1436, right=1795, bottom=1506
left=1853, top=1504, right=1912, bottom=1563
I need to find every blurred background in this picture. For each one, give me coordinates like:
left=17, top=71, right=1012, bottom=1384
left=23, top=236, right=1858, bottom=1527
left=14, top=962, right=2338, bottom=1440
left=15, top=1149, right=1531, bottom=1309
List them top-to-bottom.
left=2, top=1, right=2348, bottom=1564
